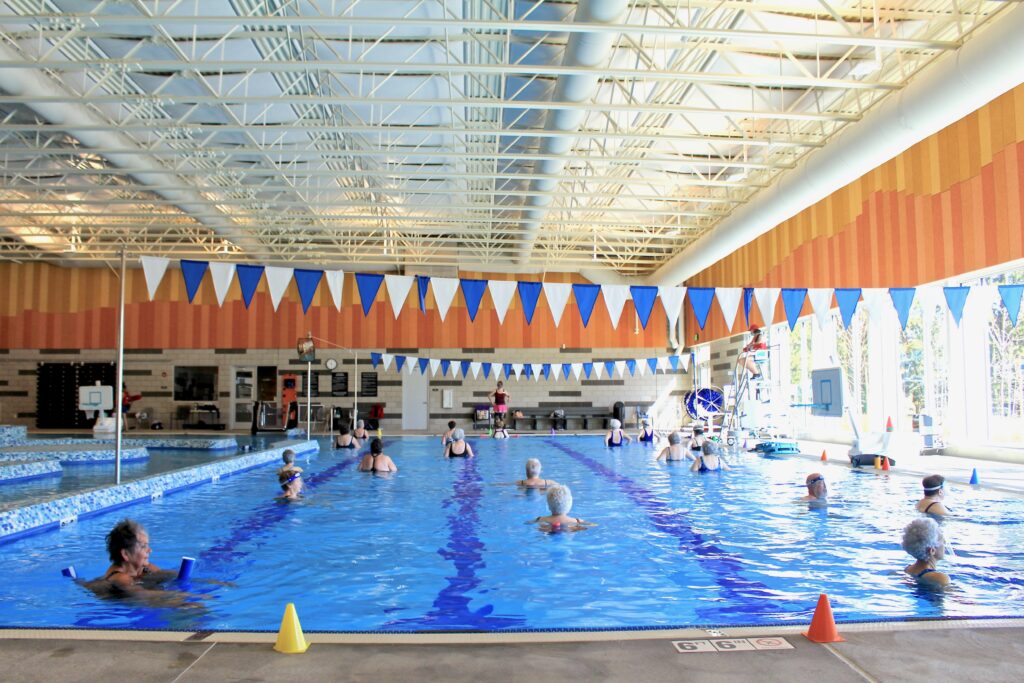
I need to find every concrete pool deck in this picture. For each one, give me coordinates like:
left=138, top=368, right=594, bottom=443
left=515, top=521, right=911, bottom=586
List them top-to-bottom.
left=1, top=620, right=1021, bottom=682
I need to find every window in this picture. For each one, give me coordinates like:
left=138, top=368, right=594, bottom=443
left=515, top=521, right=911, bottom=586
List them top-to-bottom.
left=174, top=366, right=218, bottom=401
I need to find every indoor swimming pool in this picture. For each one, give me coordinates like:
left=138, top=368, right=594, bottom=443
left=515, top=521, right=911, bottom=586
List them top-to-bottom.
left=1, top=436, right=1022, bottom=632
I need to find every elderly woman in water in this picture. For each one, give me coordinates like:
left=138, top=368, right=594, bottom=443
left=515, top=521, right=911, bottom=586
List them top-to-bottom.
left=444, top=428, right=475, bottom=458
left=655, top=431, right=690, bottom=462
left=517, top=458, right=556, bottom=488
left=530, top=485, right=594, bottom=531
left=902, top=517, right=950, bottom=587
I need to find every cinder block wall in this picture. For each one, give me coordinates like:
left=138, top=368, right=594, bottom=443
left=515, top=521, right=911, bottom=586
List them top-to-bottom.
left=0, top=346, right=692, bottom=434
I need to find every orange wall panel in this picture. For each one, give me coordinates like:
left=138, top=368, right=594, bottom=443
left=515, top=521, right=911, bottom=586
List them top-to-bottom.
left=686, top=84, right=1024, bottom=343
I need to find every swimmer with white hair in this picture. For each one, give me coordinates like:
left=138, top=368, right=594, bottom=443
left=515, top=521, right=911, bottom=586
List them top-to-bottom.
left=605, top=418, right=631, bottom=447
left=637, top=418, right=655, bottom=443
left=353, top=419, right=371, bottom=440
left=444, top=428, right=475, bottom=458
left=656, top=431, right=690, bottom=462
left=692, top=441, right=729, bottom=472
left=277, top=449, right=303, bottom=479
left=517, top=458, right=557, bottom=488
left=530, top=485, right=594, bottom=531
left=902, top=518, right=950, bottom=587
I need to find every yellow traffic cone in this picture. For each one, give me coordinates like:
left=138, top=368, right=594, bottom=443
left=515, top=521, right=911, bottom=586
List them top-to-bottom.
left=274, top=602, right=310, bottom=654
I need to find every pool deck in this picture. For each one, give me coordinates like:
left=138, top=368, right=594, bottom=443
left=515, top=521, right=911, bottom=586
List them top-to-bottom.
left=1, top=620, right=1021, bottom=682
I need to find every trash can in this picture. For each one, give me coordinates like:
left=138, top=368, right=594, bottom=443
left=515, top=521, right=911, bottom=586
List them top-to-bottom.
left=613, top=401, right=625, bottom=424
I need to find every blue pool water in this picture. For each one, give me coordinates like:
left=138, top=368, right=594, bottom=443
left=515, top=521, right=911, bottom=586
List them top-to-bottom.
left=1, top=436, right=1022, bottom=631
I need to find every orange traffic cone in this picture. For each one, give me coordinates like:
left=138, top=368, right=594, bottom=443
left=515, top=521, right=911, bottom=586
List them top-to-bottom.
left=886, top=416, right=893, bottom=432
left=820, top=450, right=828, bottom=462
left=881, top=457, right=891, bottom=471
left=803, top=594, right=844, bottom=643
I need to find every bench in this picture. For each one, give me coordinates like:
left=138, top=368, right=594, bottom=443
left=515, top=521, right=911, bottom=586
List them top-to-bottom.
left=511, top=408, right=554, bottom=431
left=562, top=408, right=615, bottom=430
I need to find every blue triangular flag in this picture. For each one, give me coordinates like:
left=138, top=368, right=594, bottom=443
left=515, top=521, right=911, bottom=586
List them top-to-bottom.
left=180, top=260, right=209, bottom=303
left=235, top=264, right=264, bottom=309
left=293, top=268, right=324, bottom=314
left=355, top=273, right=385, bottom=316
left=417, top=275, right=430, bottom=313
left=460, top=278, right=488, bottom=321
left=517, top=281, right=542, bottom=325
left=572, top=284, right=601, bottom=327
left=998, top=284, right=1024, bottom=326
left=630, top=286, right=659, bottom=329
left=943, top=286, right=970, bottom=326
left=688, top=287, right=715, bottom=330
left=743, top=288, right=755, bottom=326
left=781, top=288, right=808, bottom=331
left=834, top=288, right=862, bottom=329
left=889, top=288, right=916, bottom=330
left=370, top=352, right=382, bottom=368
left=395, top=355, right=406, bottom=372
left=669, top=355, right=679, bottom=371
left=418, top=358, right=429, bottom=374
left=647, top=358, right=659, bottom=374
left=441, top=359, right=451, bottom=376
left=626, top=359, right=636, bottom=376
left=460, top=360, right=471, bottom=377
left=605, top=361, right=616, bottom=377
left=482, top=362, right=492, bottom=379
left=583, top=362, right=593, bottom=379
left=503, top=363, right=513, bottom=380
left=542, top=363, right=551, bottom=380
left=562, top=363, right=571, bottom=380
left=524, top=364, right=533, bottom=378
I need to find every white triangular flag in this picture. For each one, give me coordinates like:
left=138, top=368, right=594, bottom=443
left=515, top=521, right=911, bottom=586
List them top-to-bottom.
left=140, top=256, right=170, bottom=300
left=209, top=262, right=236, bottom=306
left=264, top=266, right=293, bottom=311
left=323, top=270, right=345, bottom=310
left=384, top=275, right=414, bottom=319
left=431, top=277, right=460, bottom=321
left=488, top=280, right=517, bottom=324
left=543, top=282, right=572, bottom=326
left=965, top=284, right=998, bottom=325
left=601, top=285, right=630, bottom=329
left=916, top=285, right=944, bottom=315
left=658, top=286, right=687, bottom=329
left=714, top=288, right=742, bottom=332
left=753, top=288, right=780, bottom=327
left=807, top=288, right=834, bottom=330
left=861, top=288, right=891, bottom=324
left=381, top=353, right=394, bottom=372
left=679, top=353, right=691, bottom=372
left=658, top=356, right=671, bottom=372
left=429, top=358, right=441, bottom=376
left=636, top=358, right=647, bottom=376
left=614, top=360, right=626, bottom=378
left=470, top=362, right=481, bottom=379
left=571, top=362, right=583, bottom=381
left=512, top=363, right=523, bottom=379
left=593, top=363, right=604, bottom=380
left=533, top=366, right=541, bottom=381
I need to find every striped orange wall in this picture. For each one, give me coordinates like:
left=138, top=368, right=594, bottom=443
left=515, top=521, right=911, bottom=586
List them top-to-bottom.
left=686, top=83, right=1024, bottom=341
left=0, top=265, right=669, bottom=350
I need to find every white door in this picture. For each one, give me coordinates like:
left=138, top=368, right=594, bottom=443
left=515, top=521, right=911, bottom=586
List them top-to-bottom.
left=232, top=367, right=255, bottom=429
left=402, top=370, right=430, bottom=431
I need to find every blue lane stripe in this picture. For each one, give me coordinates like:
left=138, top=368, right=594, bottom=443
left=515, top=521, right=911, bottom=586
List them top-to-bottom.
left=547, top=439, right=799, bottom=620
left=388, top=442, right=525, bottom=630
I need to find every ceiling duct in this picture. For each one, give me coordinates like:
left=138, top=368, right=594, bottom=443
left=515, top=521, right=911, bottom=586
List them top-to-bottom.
left=513, top=0, right=630, bottom=265
left=649, top=3, right=1024, bottom=286
left=0, top=42, right=262, bottom=257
